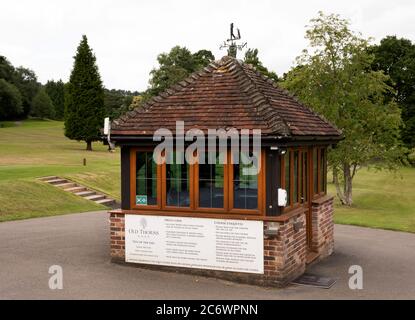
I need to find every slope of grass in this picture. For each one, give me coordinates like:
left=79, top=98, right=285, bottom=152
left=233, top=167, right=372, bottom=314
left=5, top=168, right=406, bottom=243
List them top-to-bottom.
left=0, top=119, right=119, bottom=221
left=328, top=167, right=415, bottom=233
left=0, top=180, right=104, bottom=222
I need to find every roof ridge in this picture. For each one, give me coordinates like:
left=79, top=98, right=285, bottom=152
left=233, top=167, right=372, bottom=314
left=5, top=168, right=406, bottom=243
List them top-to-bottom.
left=113, top=59, right=221, bottom=127
left=232, top=60, right=291, bottom=136
left=242, top=61, right=342, bottom=135
left=273, top=84, right=342, bottom=134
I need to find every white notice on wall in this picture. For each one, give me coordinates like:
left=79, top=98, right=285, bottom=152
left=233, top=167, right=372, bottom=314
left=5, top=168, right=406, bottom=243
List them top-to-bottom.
left=125, top=215, right=264, bottom=274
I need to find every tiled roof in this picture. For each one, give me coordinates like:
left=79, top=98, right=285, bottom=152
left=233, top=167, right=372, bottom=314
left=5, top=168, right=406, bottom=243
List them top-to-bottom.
left=111, top=56, right=341, bottom=138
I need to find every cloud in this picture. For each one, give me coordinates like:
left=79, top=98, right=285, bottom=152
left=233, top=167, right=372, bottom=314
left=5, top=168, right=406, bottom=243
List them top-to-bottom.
left=1, top=0, right=414, bottom=91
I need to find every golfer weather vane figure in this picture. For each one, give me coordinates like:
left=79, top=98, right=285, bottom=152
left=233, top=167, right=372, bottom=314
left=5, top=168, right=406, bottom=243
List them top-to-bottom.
left=220, top=23, right=247, bottom=58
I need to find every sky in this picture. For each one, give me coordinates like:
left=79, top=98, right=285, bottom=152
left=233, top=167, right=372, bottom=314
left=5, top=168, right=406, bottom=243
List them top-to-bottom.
left=1, top=0, right=415, bottom=92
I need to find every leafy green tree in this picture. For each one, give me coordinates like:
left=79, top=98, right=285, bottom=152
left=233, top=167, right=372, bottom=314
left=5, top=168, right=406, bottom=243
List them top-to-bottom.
left=282, top=12, right=406, bottom=206
left=64, top=35, right=105, bottom=151
left=371, top=36, right=415, bottom=148
left=145, top=46, right=215, bottom=99
left=244, top=48, right=279, bottom=82
left=193, top=50, right=215, bottom=69
left=0, top=56, right=16, bottom=82
left=13, top=67, right=40, bottom=117
left=0, top=79, right=23, bottom=120
left=44, top=80, right=65, bottom=120
left=31, top=88, right=55, bottom=119
left=104, top=88, right=137, bottom=119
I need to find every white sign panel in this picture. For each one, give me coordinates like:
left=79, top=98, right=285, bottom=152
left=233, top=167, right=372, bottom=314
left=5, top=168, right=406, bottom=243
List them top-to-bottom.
left=125, top=215, right=264, bottom=274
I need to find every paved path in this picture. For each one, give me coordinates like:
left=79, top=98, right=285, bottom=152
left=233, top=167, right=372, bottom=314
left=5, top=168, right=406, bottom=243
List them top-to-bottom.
left=0, top=211, right=414, bottom=299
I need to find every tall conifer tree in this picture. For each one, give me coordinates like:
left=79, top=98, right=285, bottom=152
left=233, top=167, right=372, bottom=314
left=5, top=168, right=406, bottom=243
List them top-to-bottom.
left=65, top=35, right=104, bottom=151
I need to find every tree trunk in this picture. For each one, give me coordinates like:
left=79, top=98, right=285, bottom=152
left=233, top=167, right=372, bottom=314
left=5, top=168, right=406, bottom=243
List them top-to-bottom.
left=86, top=141, right=92, bottom=151
left=343, top=162, right=353, bottom=206
left=333, top=163, right=354, bottom=206
left=333, top=167, right=346, bottom=205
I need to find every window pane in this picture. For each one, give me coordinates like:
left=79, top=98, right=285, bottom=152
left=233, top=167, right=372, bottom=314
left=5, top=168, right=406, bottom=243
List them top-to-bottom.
left=313, top=148, right=318, bottom=195
left=320, top=149, right=326, bottom=194
left=136, top=151, right=157, bottom=205
left=166, top=151, right=190, bottom=207
left=199, top=151, right=224, bottom=208
left=294, top=151, right=299, bottom=203
left=303, top=151, right=308, bottom=202
left=233, top=152, right=258, bottom=210
left=284, top=152, right=290, bottom=206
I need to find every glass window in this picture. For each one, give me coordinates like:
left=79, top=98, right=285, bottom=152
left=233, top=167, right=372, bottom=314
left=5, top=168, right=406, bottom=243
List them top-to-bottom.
left=313, top=148, right=318, bottom=195
left=136, top=151, right=157, bottom=206
left=166, top=151, right=190, bottom=207
left=198, top=151, right=225, bottom=208
left=293, top=151, right=299, bottom=203
left=303, top=151, right=308, bottom=202
left=233, top=152, right=258, bottom=210
left=284, top=152, right=291, bottom=206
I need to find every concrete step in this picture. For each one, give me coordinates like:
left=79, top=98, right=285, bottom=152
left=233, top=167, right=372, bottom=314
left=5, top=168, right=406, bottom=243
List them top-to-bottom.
left=38, top=176, right=58, bottom=181
left=39, top=176, right=118, bottom=208
left=47, top=178, right=68, bottom=185
left=55, top=182, right=77, bottom=189
left=65, top=186, right=87, bottom=193
left=75, top=190, right=96, bottom=197
left=85, top=194, right=106, bottom=201
left=95, top=198, right=116, bottom=206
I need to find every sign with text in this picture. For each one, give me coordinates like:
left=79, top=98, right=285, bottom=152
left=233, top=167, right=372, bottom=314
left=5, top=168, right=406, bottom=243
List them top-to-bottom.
left=135, top=195, right=147, bottom=205
left=125, top=215, right=264, bottom=274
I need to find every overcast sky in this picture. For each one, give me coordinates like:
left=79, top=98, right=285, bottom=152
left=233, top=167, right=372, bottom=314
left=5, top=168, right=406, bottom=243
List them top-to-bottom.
left=1, top=0, right=414, bottom=91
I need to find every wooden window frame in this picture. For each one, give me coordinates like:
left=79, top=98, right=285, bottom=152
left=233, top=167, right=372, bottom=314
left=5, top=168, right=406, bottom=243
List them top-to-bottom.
left=129, top=147, right=266, bottom=216
left=130, top=147, right=162, bottom=210
left=311, top=147, right=327, bottom=199
left=281, top=148, right=304, bottom=212
left=228, top=149, right=266, bottom=215
left=194, top=150, right=229, bottom=213
left=161, top=151, right=195, bottom=212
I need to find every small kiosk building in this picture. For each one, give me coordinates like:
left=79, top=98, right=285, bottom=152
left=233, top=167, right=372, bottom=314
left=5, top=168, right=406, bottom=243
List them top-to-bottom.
left=108, top=56, right=342, bottom=286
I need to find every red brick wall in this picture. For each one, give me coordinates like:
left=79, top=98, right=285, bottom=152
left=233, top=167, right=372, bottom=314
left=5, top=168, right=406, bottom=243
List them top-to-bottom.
left=311, top=196, right=335, bottom=258
left=110, top=213, right=125, bottom=259
left=263, top=213, right=307, bottom=285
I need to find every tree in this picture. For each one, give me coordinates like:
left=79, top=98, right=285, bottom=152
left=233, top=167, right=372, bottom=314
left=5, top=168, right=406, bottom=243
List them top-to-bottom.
left=282, top=12, right=405, bottom=206
left=64, top=35, right=105, bottom=151
left=371, top=36, right=415, bottom=148
left=145, top=46, right=215, bottom=100
left=244, top=48, right=279, bottom=82
left=193, top=50, right=215, bottom=69
left=0, top=56, right=16, bottom=82
left=0, top=56, right=41, bottom=119
left=14, top=67, right=41, bottom=117
left=0, top=79, right=23, bottom=120
left=44, top=80, right=65, bottom=120
left=31, top=88, right=55, bottom=119
left=104, top=88, right=137, bottom=119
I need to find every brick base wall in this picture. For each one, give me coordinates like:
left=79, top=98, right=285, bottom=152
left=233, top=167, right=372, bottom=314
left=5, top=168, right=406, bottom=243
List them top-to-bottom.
left=311, top=196, right=335, bottom=259
left=109, top=200, right=333, bottom=287
left=110, top=213, right=125, bottom=259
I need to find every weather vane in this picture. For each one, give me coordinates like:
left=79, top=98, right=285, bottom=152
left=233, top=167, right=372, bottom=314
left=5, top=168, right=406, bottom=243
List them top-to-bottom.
left=220, top=23, right=247, bottom=58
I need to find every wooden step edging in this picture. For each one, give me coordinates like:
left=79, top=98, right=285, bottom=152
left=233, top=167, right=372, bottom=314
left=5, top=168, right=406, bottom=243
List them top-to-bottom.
left=38, top=176, right=117, bottom=208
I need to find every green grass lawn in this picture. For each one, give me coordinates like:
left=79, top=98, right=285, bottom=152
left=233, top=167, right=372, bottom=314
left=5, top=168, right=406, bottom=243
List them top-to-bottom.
left=0, top=119, right=120, bottom=222
left=1, top=119, right=414, bottom=233
left=328, top=167, right=415, bottom=233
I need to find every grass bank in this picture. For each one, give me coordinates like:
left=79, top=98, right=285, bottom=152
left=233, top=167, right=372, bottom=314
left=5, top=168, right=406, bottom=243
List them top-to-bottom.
left=0, top=120, right=119, bottom=222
